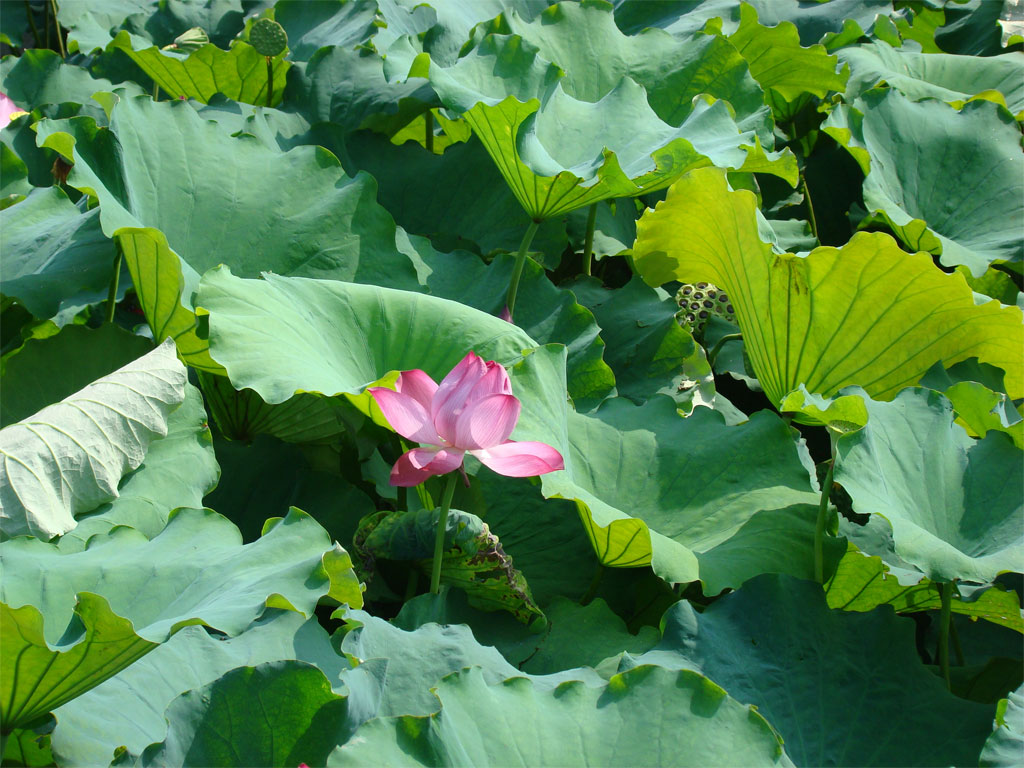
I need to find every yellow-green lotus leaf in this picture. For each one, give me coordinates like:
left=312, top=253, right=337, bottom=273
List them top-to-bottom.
left=633, top=167, right=1023, bottom=407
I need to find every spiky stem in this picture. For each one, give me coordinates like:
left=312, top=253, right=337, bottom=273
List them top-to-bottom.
left=49, top=0, right=65, bottom=58
left=25, top=1, right=42, bottom=49
left=266, top=56, right=273, bottom=107
left=425, top=110, right=434, bottom=153
left=801, top=171, right=819, bottom=243
left=582, top=203, right=597, bottom=277
left=505, top=219, right=540, bottom=320
left=106, top=243, right=123, bottom=324
left=707, top=333, right=742, bottom=368
left=814, top=454, right=835, bottom=583
left=429, top=473, right=459, bottom=595
left=580, top=564, right=604, bottom=606
left=938, top=581, right=953, bottom=690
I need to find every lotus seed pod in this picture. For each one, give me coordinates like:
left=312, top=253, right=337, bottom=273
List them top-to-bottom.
left=250, top=18, right=288, bottom=57
left=675, top=282, right=737, bottom=333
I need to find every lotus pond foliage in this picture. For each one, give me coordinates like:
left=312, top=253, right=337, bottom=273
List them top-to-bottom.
left=0, top=0, right=1021, bottom=766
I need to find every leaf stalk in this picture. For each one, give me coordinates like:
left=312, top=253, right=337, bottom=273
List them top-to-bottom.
left=49, top=0, right=65, bottom=58
left=265, top=56, right=273, bottom=107
left=582, top=202, right=597, bottom=277
left=505, top=219, right=540, bottom=320
left=106, top=243, right=123, bottom=324
left=707, top=333, right=742, bottom=368
left=814, top=454, right=835, bottom=583
left=429, top=472, right=459, bottom=595
left=938, top=580, right=953, bottom=690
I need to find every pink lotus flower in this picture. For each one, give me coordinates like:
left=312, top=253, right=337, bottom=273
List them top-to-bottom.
left=0, top=92, right=22, bottom=130
left=369, top=351, right=564, bottom=487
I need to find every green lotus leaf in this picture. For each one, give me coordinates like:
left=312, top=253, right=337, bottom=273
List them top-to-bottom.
left=55, top=0, right=248, bottom=54
left=273, top=0, right=379, bottom=61
left=378, top=0, right=544, bottom=75
left=471, top=0, right=771, bottom=140
left=613, top=0, right=891, bottom=47
left=934, top=0, right=1010, bottom=57
left=0, top=1, right=31, bottom=47
left=711, top=2, right=848, bottom=116
left=107, top=32, right=290, bottom=106
left=415, top=32, right=795, bottom=220
left=839, top=41, right=1024, bottom=115
left=288, top=45, right=437, bottom=136
left=0, top=48, right=140, bottom=112
left=823, top=89, right=1024, bottom=276
left=34, top=93, right=426, bottom=369
left=2, top=105, right=77, bottom=189
left=343, top=129, right=568, bottom=259
left=1, top=142, right=31, bottom=205
left=632, top=166, right=1024, bottom=407
left=0, top=187, right=128, bottom=324
left=414, top=251, right=614, bottom=410
left=193, top=261, right=574, bottom=484
left=958, top=265, right=1022, bottom=307
left=195, top=266, right=541, bottom=404
left=569, top=275, right=714, bottom=411
left=1, top=324, right=152, bottom=428
left=0, top=338, right=186, bottom=539
left=917, top=359, right=1023, bottom=444
left=199, top=372, right=356, bottom=446
left=941, top=381, right=1024, bottom=448
left=55, top=382, right=218, bottom=548
left=779, top=385, right=869, bottom=435
left=833, top=387, right=1023, bottom=584
left=541, top=396, right=820, bottom=584
left=204, top=431, right=374, bottom=547
left=448, top=471, right=599, bottom=608
left=696, top=502, right=847, bottom=595
left=0, top=506, right=355, bottom=732
left=355, top=507, right=543, bottom=626
left=826, top=542, right=1023, bottom=633
left=612, top=574, right=995, bottom=767
left=392, top=590, right=660, bottom=679
left=1, top=595, right=159, bottom=734
left=516, top=596, right=659, bottom=675
left=338, top=607, right=537, bottom=717
left=51, top=610, right=350, bottom=767
left=133, top=661, right=353, bottom=768
left=330, top=665, right=793, bottom=767
left=982, top=684, right=1024, bottom=768
left=2, top=716, right=53, bottom=766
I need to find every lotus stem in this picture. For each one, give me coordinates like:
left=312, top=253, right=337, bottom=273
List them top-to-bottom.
left=49, top=0, right=65, bottom=58
left=25, top=1, right=42, bottom=49
left=265, top=56, right=273, bottom=107
left=153, top=83, right=160, bottom=101
left=425, top=110, right=434, bottom=153
left=801, top=171, right=819, bottom=243
left=582, top=202, right=597, bottom=276
left=505, top=219, right=540, bottom=320
left=106, top=243, right=123, bottom=324
left=707, top=333, right=742, bottom=368
left=814, top=454, right=835, bottom=583
left=429, top=472, right=459, bottom=595
left=580, top=564, right=604, bottom=606
left=404, top=567, right=418, bottom=601
left=938, top=581, right=953, bottom=690
left=950, top=614, right=965, bottom=667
